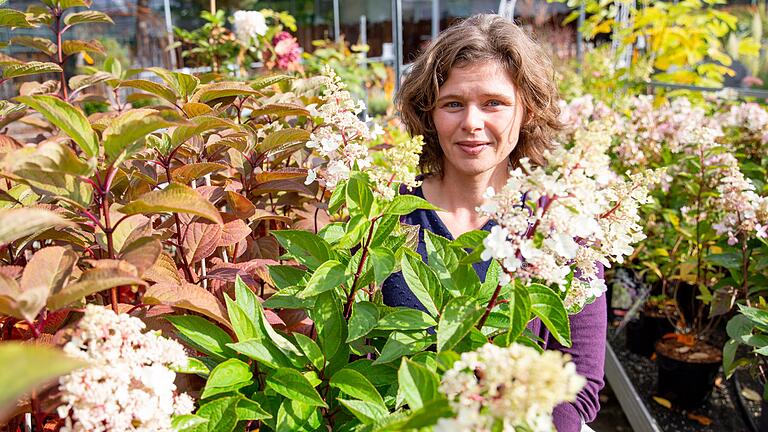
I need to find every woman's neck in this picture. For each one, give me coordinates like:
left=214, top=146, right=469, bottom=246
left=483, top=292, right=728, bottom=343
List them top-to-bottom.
left=420, top=163, right=509, bottom=237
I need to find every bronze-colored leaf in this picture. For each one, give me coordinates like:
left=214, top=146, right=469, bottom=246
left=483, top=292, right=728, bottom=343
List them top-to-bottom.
left=61, top=39, right=105, bottom=56
left=120, top=79, right=178, bottom=105
left=19, top=80, right=60, bottom=96
left=190, top=81, right=260, bottom=104
left=182, top=102, right=213, bottom=117
left=247, top=103, right=309, bottom=119
left=170, top=115, right=235, bottom=148
left=256, top=128, right=309, bottom=156
left=0, top=134, right=23, bottom=150
left=171, top=162, right=226, bottom=185
left=254, top=168, right=307, bottom=184
left=251, top=179, right=313, bottom=196
left=119, top=183, right=223, bottom=225
left=225, top=191, right=256, bottom=219
left=0, top=207, right=72, bottom=246
left=252, top=209, right=293, bottom=225
left=218, top=217, right=251, bottom=247
left=183, top=220, right=222, bottom=263
left=120, top=238, right=162, bottom=276
left=18, top=246, right=78, bottom=318
left=144, top=252, right=183, bottom=285
left=206, top=257, right=277, bottom=286
left=46, top=263, right=146, bottom=311
left=143, top=282, right=232, bottom=330
left=652, top=396, right=672, bottom=409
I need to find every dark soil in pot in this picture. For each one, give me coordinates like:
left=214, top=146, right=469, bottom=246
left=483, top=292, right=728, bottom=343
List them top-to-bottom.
left=626, top=302, right=676, bottom=356
left=656, top=338, right=723, bottom=409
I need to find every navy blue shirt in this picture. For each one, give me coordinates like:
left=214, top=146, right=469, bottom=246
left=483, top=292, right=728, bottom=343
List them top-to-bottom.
left=381, top=184, right=606, bottom=432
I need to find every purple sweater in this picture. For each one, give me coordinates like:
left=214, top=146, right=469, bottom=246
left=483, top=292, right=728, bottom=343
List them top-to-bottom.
left=382, top=186, right=606, bottom=431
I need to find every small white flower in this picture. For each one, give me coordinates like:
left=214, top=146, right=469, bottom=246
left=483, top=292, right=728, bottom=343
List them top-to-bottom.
left=234, top=10, right=268, bottom=44
left=304, top=168, right=317, bottom=185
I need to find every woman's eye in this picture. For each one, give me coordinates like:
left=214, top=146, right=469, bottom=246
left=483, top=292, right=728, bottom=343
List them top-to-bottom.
left=487, top=100, right=503, bottom=107
left=446, top=101, right=462, bottom=108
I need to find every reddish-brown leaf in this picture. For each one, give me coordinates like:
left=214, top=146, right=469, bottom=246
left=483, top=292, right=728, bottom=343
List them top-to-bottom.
left=254, top=168, right=307, bottom=184
left=251, top=179, right=313, bottom=196
left=225, top=191, right=256, bottom=219
left=218, top=217, right=251, bottom=247
left=183, top=221, right=222, bottom=263
left=120, top=238, right=162, bottom=276
left=144, top=252, right=183, bottom=285
left=207, top=257, right=278, bottom=286
left=143, top=282, right=232, bottom=330
left=686, top=413, right=712, bottom=426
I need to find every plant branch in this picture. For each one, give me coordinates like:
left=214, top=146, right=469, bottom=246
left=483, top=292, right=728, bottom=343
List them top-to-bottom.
left=343, top=216, right=380, bottom=319
left=477, top=278, right=506, bottom=329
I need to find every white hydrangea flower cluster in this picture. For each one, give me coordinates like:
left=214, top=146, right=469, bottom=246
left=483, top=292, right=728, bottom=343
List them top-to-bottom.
left=233, top=10, right=268, bottom=45
left=305, top=65, right=374, bottom=189
left=558, top=94, right=615, bottom=134
left=718, top=102, right=768, bottom=144
left=479, top=119, right=662, bottom=311
left=368, top=134, right=424, bottom=200
left=712, top=160, right=768, bottom=244
left=57, top=305, right=194, bottom=432
left=435, top=343, right=585, bottom=432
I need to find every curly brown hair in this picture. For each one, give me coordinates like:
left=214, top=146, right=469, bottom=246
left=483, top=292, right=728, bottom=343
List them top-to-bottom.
left=396, top=14, right=563, bottom=176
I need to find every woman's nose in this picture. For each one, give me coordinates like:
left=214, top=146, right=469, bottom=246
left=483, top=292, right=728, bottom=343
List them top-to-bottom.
left=461, top=105, right=484, bottom=133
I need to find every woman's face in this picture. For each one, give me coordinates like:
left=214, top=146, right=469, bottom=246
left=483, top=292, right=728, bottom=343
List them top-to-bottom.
left=432, top=61, right=524, bottom=178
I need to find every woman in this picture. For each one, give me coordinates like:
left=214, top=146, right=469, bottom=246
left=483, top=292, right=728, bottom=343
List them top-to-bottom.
left=382, top=14, right=606, bottom=432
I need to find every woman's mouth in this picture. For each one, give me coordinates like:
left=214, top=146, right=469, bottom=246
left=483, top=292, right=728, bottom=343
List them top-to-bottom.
left=457, top=141, right=490, bottom=155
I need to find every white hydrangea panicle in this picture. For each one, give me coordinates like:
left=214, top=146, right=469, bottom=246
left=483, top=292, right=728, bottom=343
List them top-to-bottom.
left=233, top=10, right=268, bottom=45
left=712, top=160, right=768, bottom=243
left=57, top=305, right=193, bottom=432
left=436, top=343, right=585, bottom=432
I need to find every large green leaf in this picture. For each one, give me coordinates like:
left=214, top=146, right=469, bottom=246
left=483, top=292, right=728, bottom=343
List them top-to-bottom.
left=0, top=9, right=34, bottom=28
left=63, top=10, right=114, bottom=26
left=148, top=67, right=199, bottom=100
left=120, top=79, right=179, bottom=105
left=15, top=95, right=98, bottom=157
left=102, top=109, right=172, bottom=162
left=346, top=175, right=374, bottom=217
left=119, top=183, right=223, bottom=224
left=385, top=194, right=441, bottom=215
left=0, top=207, right=72, bottom=245
left=271, top=230, right=333, bottom=271
left=425, top=231, right=479, bottom=298
left=369, top=247, right=395, bottom=286
left=400, top=253, right=441, bottom=316
left=299, top=259, right=346, bottom=298
left=268, top=265, right=307, bottom=289
left=506, top=283, right=532, bottom=340
left=528, top=283, right=571, bottom=347
left=311, top=291, right=345, bottom=361
left=224, top=295, right=258, bottom=342
left=436, top=296, right=484, bottom=352
left=346, top=301, right=379, bottom=342
left=377, top=308, right=436, bottom=331
left=166, top=315, right=236, bottom=360
left=374, top=331, right=434, bottom=365
left=292, top=333, right=324, bottom=371
left=228, top=339, right=292, bottom=369
left=0, top=343, right=87, bottom=420
left=397, top=358, right=439, bottom=410
left=200, top=359, right=253, bottom=399
left=266, top=368, right=327, bottom=408
left=330, top=368, right=386, bottom=408
left=190, top=395, right=238, bottom=432
left=236, top=397, right=272, bottom=421
left=276, top=399, right=322, bottom=432
left=337, top=399, right=387, bottom=424
left=171, top=414, right=208, bottom=431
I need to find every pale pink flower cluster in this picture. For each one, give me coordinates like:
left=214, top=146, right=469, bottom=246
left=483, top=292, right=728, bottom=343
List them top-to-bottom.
left=233, top=10, right=267, bottom=45
left=267, top=31, right=302, bottom=72
left=305, top=66, right=374, bottom=189
left=557, top=94, right=614, bottom=134
left=718, top=102, right=768, bottom=142
left=479, top=119, right=661, bottom=310
left=368, top=134, right=424, bottom=200
left=712, top=161, right=768, bottom=244
left=57, top=305, right=193, bottom=432
left=436, top=343, right=585, bottom=432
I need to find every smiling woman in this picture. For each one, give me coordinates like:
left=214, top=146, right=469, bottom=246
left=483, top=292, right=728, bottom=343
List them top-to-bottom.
left=385, top=14, right=606, bottom=432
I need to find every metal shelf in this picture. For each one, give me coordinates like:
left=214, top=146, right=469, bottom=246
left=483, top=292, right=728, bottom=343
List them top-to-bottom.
left=604, top=344, right=663, bottom=432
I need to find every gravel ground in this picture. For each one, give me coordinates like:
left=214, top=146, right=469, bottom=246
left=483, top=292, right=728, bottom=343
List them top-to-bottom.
left=608, top=330, right=759, bottom=432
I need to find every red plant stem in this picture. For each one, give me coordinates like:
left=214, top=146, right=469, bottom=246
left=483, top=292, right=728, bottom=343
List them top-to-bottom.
left=53, top=8, right=68, bottom=100
left=163, top=163, right=195, bottom=282
left=100, top=166, right=119, bottom=312
left=81, top=209, right=104, bottom=231
left=343, top=216, right=379, bottom=319
left=476, top=279, right=505, bottom=329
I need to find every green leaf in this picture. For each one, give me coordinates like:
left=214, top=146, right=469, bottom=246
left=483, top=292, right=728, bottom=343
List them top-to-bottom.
left=0, top=9, right=34, bottom=28
left=63, top=10, right=114, bottom=25
left=148, top=68, right=199, bottom=100
left=68, top=72, right=114, bottom=92
left=251, top=74, right=294, bottom=90
left=120, top=79, right=179, bottom=105
left=192, top=81, right=260, bottom=104
left=15, top=95, right=97, bottom=157
left=102, top=109, right=172, bottom=162
left=259, top=128, right=310, bottom=155
left=346, top=175, right=374, bottom=217
left=328, top=181, right=346, bottom=214
left=119, top=183, right=223, bottom=225
left=386, top=194, right=441, bottom=215
left=0, top=207, right=72, bottom=245
left=271, top=230, right=332, bottom=271
left=425, top=231, right=480, bottom=298
left=369, top=247, right=395, bottom=286
left=706, top=252, right=742, bottom=271
left=400, top=253, right=441, bottom=316
left=299, top=259, right=346, bottom=298
left=268, top=265, right=307, bottom=289
left=233, top=275, right=259, bottom=322
left=507, top=283, right=531, bottom=339
left=528, top=283, right=571, bottom=347
left=311, top=291, right=345, bottom=360
left=224, top=295, right=258, bottom=342
left=437, top=296, right=484, bottom=352
left=347, top=301, right=379, bottom=342
left=377, top=308, right=436, bottom=330
left=166, top=315, right=236, bottom=361
left=374, top=331, right=434, bottom=365
left=293, top=333, right=324, bottom=371
left=723, top=338, right=739, bottom=378
left=228, top=339, right=292, bottom=369
left=0, top=342, right=87, bottom=416
left=172, top=357, right=210, bottom=376
left=397, top=358, right=439, bottom=410
left=201, top=359, right=252, bottom=399
left=343, top=359, right=398, bottom=387
left=267, top=368, right=327, bottom=408
left=330, top=368, right=386, bottom=408
left=190, top=396, right=238, bottom=432
left=236, top=397, right=272, bottom=420
left=390, top=397, right=452, bottom=429
left=276, top=399, right=322, bottom=432
left=337, top=399, right=387, bottom=424
left=171, top=414, right=208, bottom=431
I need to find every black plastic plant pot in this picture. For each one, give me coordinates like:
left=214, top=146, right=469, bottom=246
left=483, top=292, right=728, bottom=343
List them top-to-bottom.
left=626, top=312, right=675, bottom=357
left=655, top=340, right=722, bottom=409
